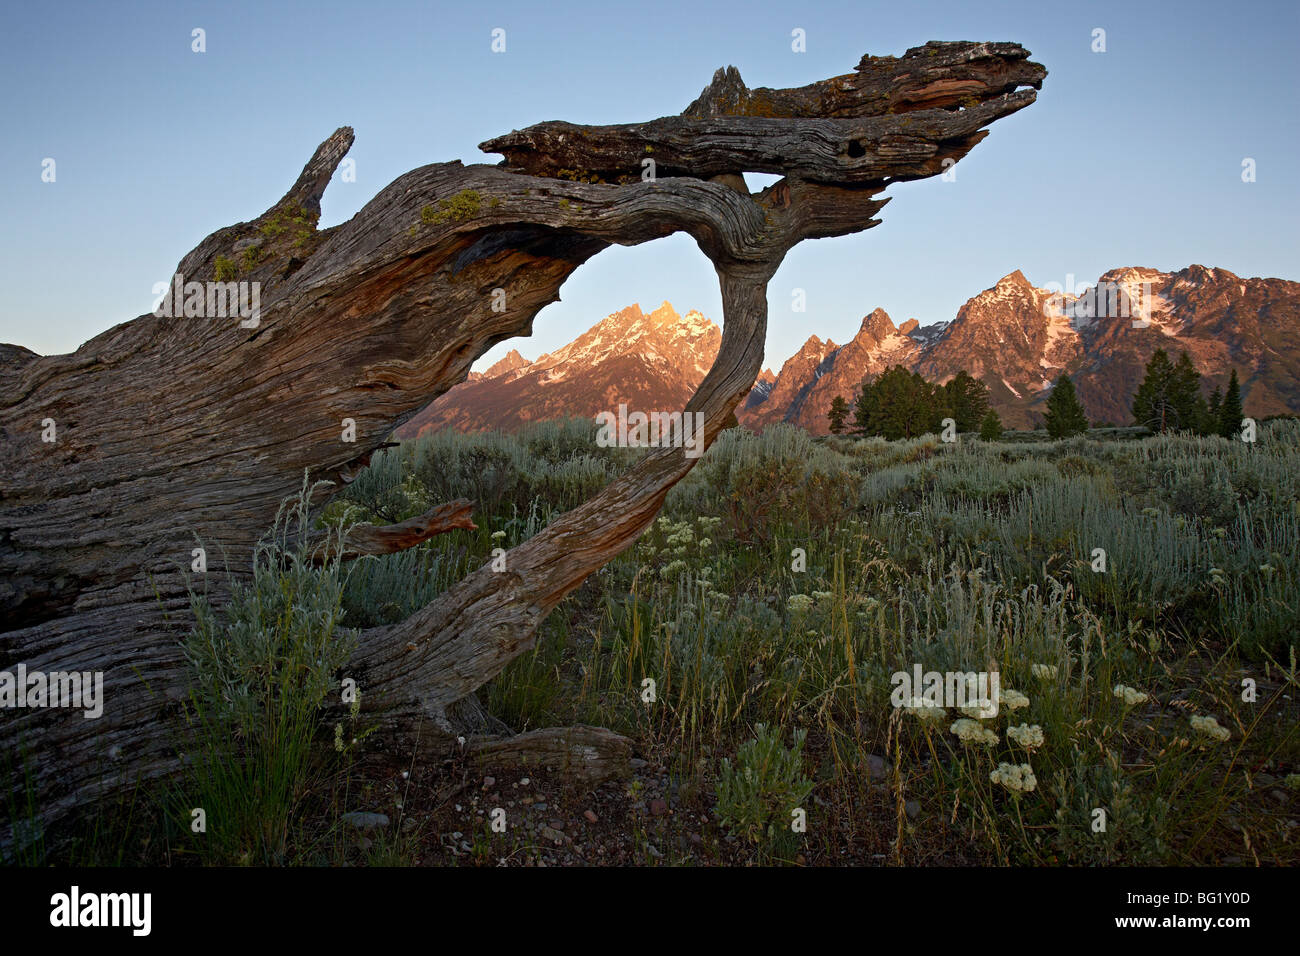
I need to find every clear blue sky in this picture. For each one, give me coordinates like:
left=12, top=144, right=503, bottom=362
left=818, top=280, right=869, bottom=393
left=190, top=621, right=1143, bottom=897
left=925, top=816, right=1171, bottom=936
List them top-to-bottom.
left=2, top=0, right=1297, bottom=372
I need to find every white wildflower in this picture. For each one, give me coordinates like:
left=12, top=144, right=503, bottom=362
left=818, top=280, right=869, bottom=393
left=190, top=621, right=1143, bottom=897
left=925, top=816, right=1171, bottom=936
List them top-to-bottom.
left=660, top=559, right=687, bottom=579
left=786, top=594, right=814, bottom=614
left=1113, top=684, right=1148, bottom=707
left=1001, top=689, right=1029, bottom=711
left=903, top=698, right=947, bottom=721
left=1189, top=714, right=1230, bottom=743
left=951, top=718, right=998, bottom=746
left=1007, top=723, right=1045, bottom=751
left=990, top=762, right=1037, bottom=793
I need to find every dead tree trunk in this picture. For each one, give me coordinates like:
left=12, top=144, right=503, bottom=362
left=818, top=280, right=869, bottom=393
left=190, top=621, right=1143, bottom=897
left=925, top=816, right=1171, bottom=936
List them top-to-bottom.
left=0, top=41, right=1044, bottom=849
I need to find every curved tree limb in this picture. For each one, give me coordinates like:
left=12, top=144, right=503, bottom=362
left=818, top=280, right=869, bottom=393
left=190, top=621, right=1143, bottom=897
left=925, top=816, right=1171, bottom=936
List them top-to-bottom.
left=308, top=499, right=477, bottom=564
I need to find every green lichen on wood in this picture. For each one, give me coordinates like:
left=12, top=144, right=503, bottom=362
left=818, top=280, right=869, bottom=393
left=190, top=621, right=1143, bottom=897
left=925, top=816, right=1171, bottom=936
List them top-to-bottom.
left=734, top=93, right=781, bottom=118
left=556, top=168, right=605, bottom=185
left=420, top=189, right=483, bottom=226
left=259, top=203, right=318, bottom=247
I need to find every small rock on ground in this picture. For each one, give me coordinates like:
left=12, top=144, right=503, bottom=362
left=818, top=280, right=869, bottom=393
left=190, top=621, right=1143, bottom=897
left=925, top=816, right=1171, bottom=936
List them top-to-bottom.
left=341, top=811, right=389, bottom=829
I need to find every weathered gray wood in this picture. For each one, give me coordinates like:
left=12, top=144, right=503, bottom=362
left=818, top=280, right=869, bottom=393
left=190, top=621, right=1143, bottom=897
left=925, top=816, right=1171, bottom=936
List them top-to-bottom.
left=0, top=42, right=1044, bottom=850
left=482, top=91, right=1036, bottom=185
left=308, top=499, right=477, bottom=564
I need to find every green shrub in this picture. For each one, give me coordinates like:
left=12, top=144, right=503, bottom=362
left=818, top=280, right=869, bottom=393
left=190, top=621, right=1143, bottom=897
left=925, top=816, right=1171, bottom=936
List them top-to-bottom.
left=213, top=255, right=238, bottom=282
left=178, top=476, right=357, bottom=864
left=715, top=724, right=813, bottom=856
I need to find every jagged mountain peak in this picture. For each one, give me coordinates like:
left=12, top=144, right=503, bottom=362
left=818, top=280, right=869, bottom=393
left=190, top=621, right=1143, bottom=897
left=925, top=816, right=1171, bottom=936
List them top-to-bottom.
left=1098, top=265, right=1168, bottom=284
left=398, top=302, right=721, bottom=438
left=857, top=307, right=896, bottom=343
left=796, top=333, right=832, bottom=352
left=482, top=348, right=530, bottom=379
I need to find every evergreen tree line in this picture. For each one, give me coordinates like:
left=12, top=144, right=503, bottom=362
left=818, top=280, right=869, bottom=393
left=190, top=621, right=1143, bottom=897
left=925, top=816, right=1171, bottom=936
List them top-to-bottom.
left=1131, top=348, right=1244, bottom=439
left=827, top=349, right=1246, bottom=441
left=827, top=366, right=1003, bottom=441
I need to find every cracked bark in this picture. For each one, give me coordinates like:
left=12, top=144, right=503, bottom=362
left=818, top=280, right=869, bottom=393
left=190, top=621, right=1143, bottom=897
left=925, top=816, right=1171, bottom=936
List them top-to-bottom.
left=0, top=40, right=1044, bottom=849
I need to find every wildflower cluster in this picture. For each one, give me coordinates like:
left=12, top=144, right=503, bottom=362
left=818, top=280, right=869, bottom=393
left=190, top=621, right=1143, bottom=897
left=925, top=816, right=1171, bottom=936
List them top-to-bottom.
left=786, top=593, right=814, bottom=614
left=1113, top=684, right=1148, bottom=707
left=1001, top=689, right=1029, bottom=711
left=902, top=697, right=948, bottom=721
left=1189, top=714, right=1230, bottom=743
left=951, top=718, right=998, bottom=746
left=1007, top=723, right=1044, bottom=751
left=990, top=762, right=1038, bottom=793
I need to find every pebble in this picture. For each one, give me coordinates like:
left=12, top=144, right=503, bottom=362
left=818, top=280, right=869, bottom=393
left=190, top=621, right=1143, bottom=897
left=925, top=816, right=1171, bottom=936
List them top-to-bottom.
left=865, top=754, right=889, bottom=781
left=629, top=758, right=649, bottom=769
left=482, top=776, right=496, bottom=790
left=650, top=798, right=668, bottom=816
left=905, top=800, right=921, bottom=820
left=584, top=810, right=599, bottom=823
left=341, top=811, right=389, bottom=829
left=540, top=826, right=565, bottom=844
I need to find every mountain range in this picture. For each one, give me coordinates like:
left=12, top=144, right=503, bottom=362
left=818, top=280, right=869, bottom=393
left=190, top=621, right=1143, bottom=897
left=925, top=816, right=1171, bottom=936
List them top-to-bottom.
left=397, top=266, right=1300, bottom=439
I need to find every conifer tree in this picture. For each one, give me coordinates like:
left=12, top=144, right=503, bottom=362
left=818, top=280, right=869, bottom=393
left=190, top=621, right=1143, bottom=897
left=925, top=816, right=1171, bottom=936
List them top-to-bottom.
left=1132, top=348, right=1176, bottom=432
left=1169, top=351, right=1209, bottom=433
left=852, top=366, right=940, bottom=439
left=1219, top=369, right=1244, bottom=439
left=940, top=370, right=991, bottom=432
left=1044, top=373, right=1089, bottom=438
left=827, top=395, right=849, bottom=435
left=978, top=408, right=1004, bottom=441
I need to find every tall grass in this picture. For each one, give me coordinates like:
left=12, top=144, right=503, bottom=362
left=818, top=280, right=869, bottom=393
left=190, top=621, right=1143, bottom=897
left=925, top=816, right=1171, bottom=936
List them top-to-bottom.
left=170, top=418, right=1296, bottom=865
left=177, top=476, right=357, bottom=865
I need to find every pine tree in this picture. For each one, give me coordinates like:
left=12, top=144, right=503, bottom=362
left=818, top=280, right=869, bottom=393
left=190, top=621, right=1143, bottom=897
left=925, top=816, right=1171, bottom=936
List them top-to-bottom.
left=1132, top=348, right=1176, bottom=432
left=1169, top=351, right=1208, bottom=433
left=851, top=366, right=939, bottom=439
left=1219, top=369, right=1244, bottom=439
left=940, top=370, right=991, bottom=432
left=1044, top=374, right=1089, bottom=438
left=851, top=377, right=877, bottom=436
left=1206, top=386, right=1223, bottom=433
left=827, top=395, right=849, bottom=435
left=978, top=408, right=1003, bottom=441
